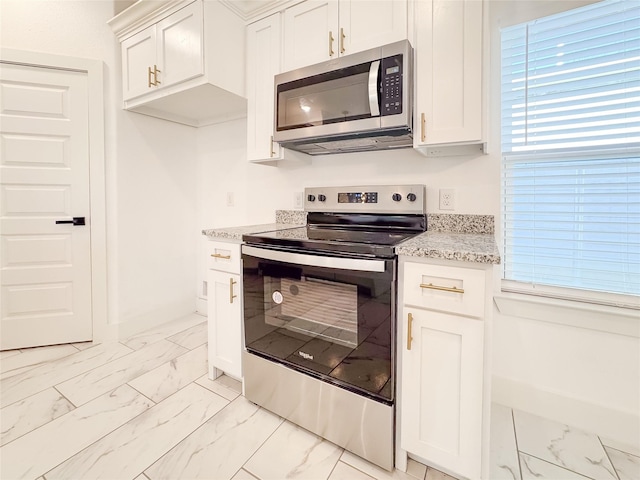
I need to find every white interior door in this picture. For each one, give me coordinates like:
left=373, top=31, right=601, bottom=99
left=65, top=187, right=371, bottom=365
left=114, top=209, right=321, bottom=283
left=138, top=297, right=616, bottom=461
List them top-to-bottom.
left=0, top=62, right=92, bottom=350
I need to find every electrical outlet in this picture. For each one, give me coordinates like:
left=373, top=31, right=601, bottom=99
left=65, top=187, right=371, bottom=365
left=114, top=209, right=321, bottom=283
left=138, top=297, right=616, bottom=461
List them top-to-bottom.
left=439, top=189, right=455, bottom=210
left=226, top=192, right=234, bottom=207
left=294, top=192, right=303, bottom=209
left=203, top=280, right=208, bottom=297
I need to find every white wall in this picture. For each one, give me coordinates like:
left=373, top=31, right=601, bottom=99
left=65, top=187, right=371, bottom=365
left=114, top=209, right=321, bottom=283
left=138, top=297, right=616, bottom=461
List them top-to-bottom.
left=0, top=0, right=198, bottom=337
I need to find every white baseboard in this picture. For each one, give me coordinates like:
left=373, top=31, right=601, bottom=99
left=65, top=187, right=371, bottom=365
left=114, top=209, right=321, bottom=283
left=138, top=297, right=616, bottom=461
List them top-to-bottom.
left=196, top=297, right=207, bottom=316
left=114, top=300, right=199, bottom=340
left=492, top=375, right=640, bottom=450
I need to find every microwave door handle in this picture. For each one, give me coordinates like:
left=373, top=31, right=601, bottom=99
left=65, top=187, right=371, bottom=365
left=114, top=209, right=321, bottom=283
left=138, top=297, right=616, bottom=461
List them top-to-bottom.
left=368, top=60, right=381, bottom=117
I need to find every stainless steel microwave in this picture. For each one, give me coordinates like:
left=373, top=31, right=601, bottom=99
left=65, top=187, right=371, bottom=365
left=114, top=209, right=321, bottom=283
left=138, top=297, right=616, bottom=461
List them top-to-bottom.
left=273, top=40, right=413, bottom=155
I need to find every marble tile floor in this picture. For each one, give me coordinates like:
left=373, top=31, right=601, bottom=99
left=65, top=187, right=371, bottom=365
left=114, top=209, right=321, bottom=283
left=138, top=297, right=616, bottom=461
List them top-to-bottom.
left=0, top=313, right=637, bottom=480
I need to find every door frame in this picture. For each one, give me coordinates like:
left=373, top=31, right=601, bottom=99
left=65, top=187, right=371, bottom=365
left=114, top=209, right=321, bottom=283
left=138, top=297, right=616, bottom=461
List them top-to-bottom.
left=1, top=48, right=108, bottom=342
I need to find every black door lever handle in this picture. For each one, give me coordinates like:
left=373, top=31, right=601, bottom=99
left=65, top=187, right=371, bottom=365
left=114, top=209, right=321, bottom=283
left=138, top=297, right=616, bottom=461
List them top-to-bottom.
left=55, top=217, right=86, bottom=226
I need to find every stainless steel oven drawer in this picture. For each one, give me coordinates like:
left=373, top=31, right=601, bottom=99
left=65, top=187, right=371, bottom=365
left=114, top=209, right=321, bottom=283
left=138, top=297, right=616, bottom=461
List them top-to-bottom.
left=243, top=351, right=394, bottom=471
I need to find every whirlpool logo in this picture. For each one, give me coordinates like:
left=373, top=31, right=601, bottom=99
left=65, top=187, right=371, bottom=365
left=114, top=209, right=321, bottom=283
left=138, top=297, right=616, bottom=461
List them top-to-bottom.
left=298, top=351, right=313, bottom=361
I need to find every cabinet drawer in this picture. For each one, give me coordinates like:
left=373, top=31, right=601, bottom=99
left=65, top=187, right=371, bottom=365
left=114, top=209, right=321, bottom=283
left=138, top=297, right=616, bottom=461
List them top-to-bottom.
left=207, top=240, right=241, bottom=274
left=403, top=262, right=485, bottom=318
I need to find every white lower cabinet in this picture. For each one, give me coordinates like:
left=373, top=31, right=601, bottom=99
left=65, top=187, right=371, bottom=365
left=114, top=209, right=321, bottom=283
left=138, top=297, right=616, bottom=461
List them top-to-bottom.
left=206, top=240, right=243, bottom=380
left=399, top=258, right=493, bottom=480
left=401, top=308, right=484, bottom=479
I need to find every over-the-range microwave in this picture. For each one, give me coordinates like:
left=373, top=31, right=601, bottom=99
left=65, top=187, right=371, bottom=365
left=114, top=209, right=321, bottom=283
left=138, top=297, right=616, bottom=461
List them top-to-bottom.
left=273, top=40, right=413, bottom=155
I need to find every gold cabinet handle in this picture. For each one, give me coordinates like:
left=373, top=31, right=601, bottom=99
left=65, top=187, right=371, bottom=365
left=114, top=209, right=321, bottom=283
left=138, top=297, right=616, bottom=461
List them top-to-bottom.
left=340, top=27, right=346, bottom=54
left=329, top=31, right=335, bottom=57
left=153, top=64, right=161, bottom=85
left=148, top=66, right=154, bottom=87
left=421, top=113, right=426, bottom=142
left=270, top=135, right=276, bottom=158
left=211, top=253, right=231, bottom=260
left=229, top=278, right=237, bottom=304
left=420, top=283, right=465, bottom=294
left=407, top=312, right=413, bottom=350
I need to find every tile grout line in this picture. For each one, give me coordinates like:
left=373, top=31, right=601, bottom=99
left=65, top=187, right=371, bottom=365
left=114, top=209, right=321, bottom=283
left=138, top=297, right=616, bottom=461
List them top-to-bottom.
left=1, top=342, right=142, bottom=406
left=41, top=382, right=220, bottom=480
left=125, top=382, right=158, bottom=406
left=136, top=382, right=237, bottom=479
left=52, top=384, right=80, bottom=409
left=39, top=387, right=156, bottom=479
left=0, top=389, right=74, bottom=449
left=511, top=408, right=524, bottom=480
left=240, top=411, right=289, bottom=477
left=598, top=435, right=622, bottom=480
left=519, top=451, right=598, bottom=480
left=325, top=455, right=341, bottom=480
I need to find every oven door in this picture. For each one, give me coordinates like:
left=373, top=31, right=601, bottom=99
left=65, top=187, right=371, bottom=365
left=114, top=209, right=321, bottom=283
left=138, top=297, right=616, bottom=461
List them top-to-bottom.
left=242, top=245, right=395, bottom=404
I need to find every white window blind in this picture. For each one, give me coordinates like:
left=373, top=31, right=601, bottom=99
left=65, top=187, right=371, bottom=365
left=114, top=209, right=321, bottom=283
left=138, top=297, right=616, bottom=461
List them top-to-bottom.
left=501, top=0, right=640, bottom=303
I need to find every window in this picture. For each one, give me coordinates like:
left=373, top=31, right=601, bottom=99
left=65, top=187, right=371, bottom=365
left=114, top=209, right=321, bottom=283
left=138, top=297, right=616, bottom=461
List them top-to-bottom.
left=501, top=0, right=640, bottom=306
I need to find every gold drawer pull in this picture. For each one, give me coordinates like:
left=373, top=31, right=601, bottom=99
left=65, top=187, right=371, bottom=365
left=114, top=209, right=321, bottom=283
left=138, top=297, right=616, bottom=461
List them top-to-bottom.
left=148, top=66, right=154, bottom=87
left=421, top=113, right=426, bottom=142
left=211, top=253, right=231, bottom=260
left=229, top=278, right=237, bottom=304
left=420, top=283, right=465, bottom=294
left=407, top=312, right=413, bottom=350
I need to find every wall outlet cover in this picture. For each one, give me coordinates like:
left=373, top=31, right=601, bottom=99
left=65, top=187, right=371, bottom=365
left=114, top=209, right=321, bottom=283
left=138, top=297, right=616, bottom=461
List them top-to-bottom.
left=439, top=189, right=455, bottom=210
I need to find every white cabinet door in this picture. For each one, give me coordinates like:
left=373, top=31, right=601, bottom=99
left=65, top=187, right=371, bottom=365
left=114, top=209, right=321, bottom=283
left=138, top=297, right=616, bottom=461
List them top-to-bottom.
left=283, top=0, right=339, bottom=71
left=339, top=0, right=407, bottom=56
left=414, top=0, right=482, bottom=146
left=156, top=1, right=204, bottom=89
left=247, top=14, right=283, bottom=162
left=121, top=26, right=156, bottom=101
left=207, top=269, right=242, bottom=379
left=401, top=307, right=484, bottom=480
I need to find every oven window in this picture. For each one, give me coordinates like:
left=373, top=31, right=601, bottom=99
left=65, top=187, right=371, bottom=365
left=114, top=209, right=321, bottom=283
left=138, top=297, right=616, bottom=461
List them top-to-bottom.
left=243, top=254, right=394, bottom=403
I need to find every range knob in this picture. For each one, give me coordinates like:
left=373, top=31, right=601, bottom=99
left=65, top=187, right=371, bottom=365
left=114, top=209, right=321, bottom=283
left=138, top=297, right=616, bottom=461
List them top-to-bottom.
left=392, top=193, right=402, bottom=202
left=407, top=193, right=417, bottom=202
left=307, top=194, right=316, bottom=202
left=318, top=194, right=326, bottom=202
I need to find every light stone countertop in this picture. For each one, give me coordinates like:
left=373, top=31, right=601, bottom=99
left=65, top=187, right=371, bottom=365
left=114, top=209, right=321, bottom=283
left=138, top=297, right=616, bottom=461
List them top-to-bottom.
left=201, top=209, right=307, bottom=241
left=202, top=210, right=501, bottom=264
left=201, top=223, right=302, bottom=241
left=396, top=231, right=501, bottom=264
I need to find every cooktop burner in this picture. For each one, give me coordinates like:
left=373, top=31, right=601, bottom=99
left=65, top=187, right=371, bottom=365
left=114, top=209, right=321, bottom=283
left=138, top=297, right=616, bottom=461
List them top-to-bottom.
left=243, top=185, right=427, bottom=258
left=243, top=225, right=420, bottom=257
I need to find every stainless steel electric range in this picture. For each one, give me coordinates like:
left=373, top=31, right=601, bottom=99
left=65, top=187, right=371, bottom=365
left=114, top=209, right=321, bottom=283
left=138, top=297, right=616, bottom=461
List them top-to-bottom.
left=241, top=185, right=426, bottom=471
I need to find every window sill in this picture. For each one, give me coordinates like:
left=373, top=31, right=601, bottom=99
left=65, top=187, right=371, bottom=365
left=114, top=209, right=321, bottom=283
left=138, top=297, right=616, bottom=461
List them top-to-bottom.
left=494, top=291, right=640, bottom=338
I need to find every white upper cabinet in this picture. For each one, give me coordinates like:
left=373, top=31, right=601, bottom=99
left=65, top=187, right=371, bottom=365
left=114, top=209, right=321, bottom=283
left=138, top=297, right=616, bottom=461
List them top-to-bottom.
left=111, top=0, right=246, bottom=127
left=283, top=0, right=407, bottom=71
left=339, top=0, right=408, bottom=56
left=413, top=0, right=483, bottom=151
left=283, top=1, right=338, bottom=71
left=121, top=2, right=203, bottom=102
left=155, top=2, right=204, bottom=90
left=246, top=13, right=283, bottom=162
left=121, top=27, right=156, bottom=101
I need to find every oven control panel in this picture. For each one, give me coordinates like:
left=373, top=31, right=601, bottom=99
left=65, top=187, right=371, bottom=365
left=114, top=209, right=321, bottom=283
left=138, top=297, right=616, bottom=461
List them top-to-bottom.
left=305, top=185, right=425, bottom=214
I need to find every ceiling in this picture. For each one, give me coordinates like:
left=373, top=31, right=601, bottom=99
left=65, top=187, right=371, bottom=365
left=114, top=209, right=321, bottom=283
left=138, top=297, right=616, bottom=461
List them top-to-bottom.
left=113, top=0, right=292, bottom=20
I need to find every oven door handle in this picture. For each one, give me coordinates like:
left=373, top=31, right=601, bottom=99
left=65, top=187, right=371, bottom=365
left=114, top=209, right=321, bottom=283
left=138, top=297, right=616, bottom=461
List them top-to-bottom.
left=242, top=245, right=386, bottom=272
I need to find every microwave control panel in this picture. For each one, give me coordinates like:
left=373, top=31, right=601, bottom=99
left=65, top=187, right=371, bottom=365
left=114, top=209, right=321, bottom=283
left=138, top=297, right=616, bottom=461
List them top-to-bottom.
left=381, top=55, right=403, bottom=116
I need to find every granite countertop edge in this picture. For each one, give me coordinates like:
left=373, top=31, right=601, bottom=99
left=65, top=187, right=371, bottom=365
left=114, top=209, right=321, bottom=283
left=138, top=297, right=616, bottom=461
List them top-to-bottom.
left=202, top=211, right=501, bottom=265
left=201, top=223, right=303, bottom=241
left=396, top=231, right=501, bottom=265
